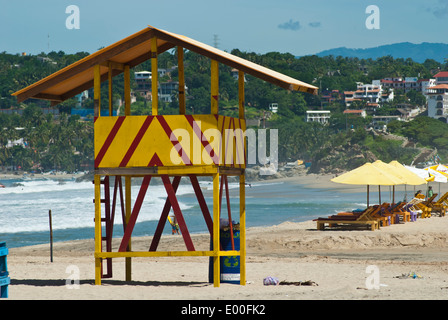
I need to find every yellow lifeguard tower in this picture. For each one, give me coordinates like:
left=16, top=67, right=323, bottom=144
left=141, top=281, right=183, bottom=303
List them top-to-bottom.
left=12, top=25, right=317, bottom=287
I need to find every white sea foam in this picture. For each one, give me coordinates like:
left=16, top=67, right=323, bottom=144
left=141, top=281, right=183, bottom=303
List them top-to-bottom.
left=0, top=177, right=380, bottom=248
left=0, top=179, right=194, bottom=233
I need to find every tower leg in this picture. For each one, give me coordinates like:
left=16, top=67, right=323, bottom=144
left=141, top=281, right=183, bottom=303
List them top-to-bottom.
left=213, top=173, right=220, bottom=287
left=239, top=174, right=246, bottom=285
left=94, top=175, right=102, bottom=285
left=125, top=176, right=132, bottom=281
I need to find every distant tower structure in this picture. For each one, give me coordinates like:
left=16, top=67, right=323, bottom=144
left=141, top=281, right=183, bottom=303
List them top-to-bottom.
left=47, top=33, right=50, bottom=52
left=213, top=34, right=219, bottom=49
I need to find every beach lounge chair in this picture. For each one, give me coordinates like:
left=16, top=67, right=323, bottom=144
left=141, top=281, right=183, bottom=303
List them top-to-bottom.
left=438, top=192, right=448, bottom=206
left=423, top=193, right=438, bottom=206
left=424, top=193, right=447, bottom=217
left=408, top=194, right=434, bottom=218
left=405, top=198, right=425, bottom=221
left=388, top=202, right=411, bottom=222
left=416, top=202, right=432, bottom=218
left=377, top=203, right=397, bottom=225
left=339, top=205, right=391, bottom=227
left=314, top=206, right=380, bottom=231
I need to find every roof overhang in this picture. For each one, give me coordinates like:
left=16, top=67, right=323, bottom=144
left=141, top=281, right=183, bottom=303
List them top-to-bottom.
left=12, top=25, right=318, bottom=104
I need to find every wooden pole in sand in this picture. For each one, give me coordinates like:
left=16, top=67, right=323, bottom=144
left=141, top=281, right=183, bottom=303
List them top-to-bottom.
left=49, top=209, right=53, bottom=262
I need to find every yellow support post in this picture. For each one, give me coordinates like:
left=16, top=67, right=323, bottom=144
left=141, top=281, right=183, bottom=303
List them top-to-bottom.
left=151, top=37, right=158, bottom=116
left=178, top=46, right=186, bottom=115
left=211, top=60, right=219, bottom=115
left=108, top=63, right=113, bottom=116
left=94, top=64, right=101, bottom=117
left=124, top=65, right=131, bottom=116
left=238, top=71, right=245, bottom=119
left=213, top=173, right=220, bottom=287
left=239, top=174, right=246, bottom=285
left=94, top=175, right=102, bottom=285
left=125, top=176, right=132, bottom=281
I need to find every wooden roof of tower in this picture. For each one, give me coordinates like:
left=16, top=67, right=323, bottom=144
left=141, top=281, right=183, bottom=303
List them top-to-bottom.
left=12, top=25, right=318, bottom=104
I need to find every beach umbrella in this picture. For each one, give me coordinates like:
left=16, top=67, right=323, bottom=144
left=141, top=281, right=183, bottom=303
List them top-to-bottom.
left=371, top=160, right=424, bottom=204
left=372, top=160, right=397, bottom=204
left=387, top=161, right=427, bottom=202
left=388, top=161, right=428, bottom=185
left=331, top=162, right=405, bottom=206
left=429, top=164, right=448, bottom=177
left=404, top=165, right=435, bottom=182
left=424, top=168, right=447, bottom=183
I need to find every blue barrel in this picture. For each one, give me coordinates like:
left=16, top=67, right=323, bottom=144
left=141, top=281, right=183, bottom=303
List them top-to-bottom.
left=208, top=229, right=240, bottom=284
left=220, top=230, right=240, bottom=284
left=0, top=242, right=9, bottom=298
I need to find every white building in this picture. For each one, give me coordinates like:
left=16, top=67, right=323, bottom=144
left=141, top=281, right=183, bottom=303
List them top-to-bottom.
left=134, top=71, right=152, bottom=94
left=434, top=72, right=448, bottom=85
left=381, top=77, right=435, bottom=96
left=404, top=77, right=419, bottom=93
left=418, top=78, right=436, bottom=96
left=344, top=82, right=393, bottom=107
left=427, top=84, right=448, bottom=122
left=75, top=90, right=89, bottom=108
left=269, top=103, right=278, bottom=113
left=306, top=110, right=330, bottom=124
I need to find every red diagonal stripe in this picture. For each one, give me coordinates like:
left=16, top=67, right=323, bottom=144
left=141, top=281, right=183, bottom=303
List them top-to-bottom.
left=185, top=115, right=219, bottom=165
left=94, top=116, right=126, bottom=168
left=119, top=116, right=154, bottom=167
left=157, top=116, right=192, bottom=165
left=219, top=116, right=226, bottom=165
left=148, top=153, right=163, bottom=166
left=118, top=175, right=151, bottom=252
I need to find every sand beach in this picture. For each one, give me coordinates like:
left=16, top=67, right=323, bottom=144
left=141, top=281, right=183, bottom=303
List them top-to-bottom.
left=5, top=173, right=448, bottom=300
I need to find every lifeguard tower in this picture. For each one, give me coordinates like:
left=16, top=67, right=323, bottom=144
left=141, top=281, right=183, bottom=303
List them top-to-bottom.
left=12, top=25, right=317, bottom=287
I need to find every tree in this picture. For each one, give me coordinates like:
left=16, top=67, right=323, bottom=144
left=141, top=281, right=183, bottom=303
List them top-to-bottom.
left=406, top=90, right=426, bottom=106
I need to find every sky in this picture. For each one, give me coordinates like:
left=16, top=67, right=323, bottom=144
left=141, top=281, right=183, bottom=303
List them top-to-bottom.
left=1, top=0, right=448, bottom=56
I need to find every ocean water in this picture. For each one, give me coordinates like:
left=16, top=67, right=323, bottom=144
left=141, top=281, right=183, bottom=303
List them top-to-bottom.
left=0, top=176, right=400, bottom=248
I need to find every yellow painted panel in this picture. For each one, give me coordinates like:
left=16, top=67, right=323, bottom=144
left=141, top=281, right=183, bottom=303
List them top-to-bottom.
left=94, top=115, right=246, bottom=168
left=98, top=116, right=146, bottom=167
left=134, top=116, right=181, bottom=166
left=94, top=117, right=120, bottom=159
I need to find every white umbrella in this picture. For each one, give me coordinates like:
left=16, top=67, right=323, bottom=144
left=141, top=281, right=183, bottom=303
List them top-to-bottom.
left=435, top=164, right=448, bottom=173
left=404, top=165, right=434, bottom=181
left=404, top=165, right=436, bottom=199
left=426, top=168, right=448, bottom=183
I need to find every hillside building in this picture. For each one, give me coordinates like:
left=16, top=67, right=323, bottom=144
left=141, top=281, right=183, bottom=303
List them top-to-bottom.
left=434, top=71, right=448, bottom=86
left=380, top=77, right=436, bottom=96
left=344, top=81, right=393, bottom=108
left=427, top=84, right=448, bottom=122
left=306, top=110, right=330, bottom=124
